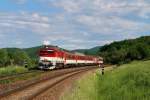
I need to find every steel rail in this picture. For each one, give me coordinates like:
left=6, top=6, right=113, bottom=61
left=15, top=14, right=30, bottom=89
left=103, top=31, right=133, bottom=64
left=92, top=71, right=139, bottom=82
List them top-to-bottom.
left=0, top=66, right=98, bottom=99
left=31, top=68, right=94, bottom=100
left=0, top=70, right=44, bottom=81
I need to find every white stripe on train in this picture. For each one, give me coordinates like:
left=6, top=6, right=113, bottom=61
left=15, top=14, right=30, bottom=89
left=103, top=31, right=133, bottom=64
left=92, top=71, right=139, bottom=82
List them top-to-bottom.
left=39, top=57, right=98, bottom=64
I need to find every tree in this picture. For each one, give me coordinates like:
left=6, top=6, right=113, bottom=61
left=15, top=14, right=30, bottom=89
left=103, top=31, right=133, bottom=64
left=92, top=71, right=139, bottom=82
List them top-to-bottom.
left=99, top=36, right=150, bottom=64
left=137, top=43, right=150, bottom=59
left=127, top=47, right=141, bottom=60
left=0, top=49, right=8, bottom=67
left=12, top=50, right=32, bottom=66
left=84, top=51, right=88, bottom=55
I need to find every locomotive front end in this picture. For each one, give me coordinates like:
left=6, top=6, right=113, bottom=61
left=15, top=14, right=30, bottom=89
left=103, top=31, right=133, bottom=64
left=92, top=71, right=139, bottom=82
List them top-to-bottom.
left=38, top=48, right=56, bottom=70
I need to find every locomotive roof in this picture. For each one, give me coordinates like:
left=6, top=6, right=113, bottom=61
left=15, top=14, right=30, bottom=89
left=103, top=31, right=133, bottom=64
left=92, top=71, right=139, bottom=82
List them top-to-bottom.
left=41, top=45, right=71, bottom=52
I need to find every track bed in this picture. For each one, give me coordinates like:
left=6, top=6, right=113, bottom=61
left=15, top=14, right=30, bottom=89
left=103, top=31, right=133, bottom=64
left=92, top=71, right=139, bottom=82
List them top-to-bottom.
left=0, top=66, right=98, bottom=100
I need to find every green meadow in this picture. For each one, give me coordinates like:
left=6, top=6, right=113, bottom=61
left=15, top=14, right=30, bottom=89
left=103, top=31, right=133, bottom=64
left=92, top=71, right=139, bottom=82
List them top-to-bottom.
left=62, top=60, right=150, bottom=100
left=0, top=66, right=28, bottom=77
left=0, top=66, right=43, bottom=84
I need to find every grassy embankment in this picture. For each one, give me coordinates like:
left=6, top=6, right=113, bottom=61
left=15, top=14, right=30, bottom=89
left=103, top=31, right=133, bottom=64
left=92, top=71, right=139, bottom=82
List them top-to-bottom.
left=62, top=60, right=150, bottom=100
left=0, top=66, right=28, bottom=77
left=0, top=66, right=43, bottom=84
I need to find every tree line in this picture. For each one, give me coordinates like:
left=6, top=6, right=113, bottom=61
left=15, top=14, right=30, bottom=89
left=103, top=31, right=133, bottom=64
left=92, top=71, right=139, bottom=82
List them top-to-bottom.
left=99, top=36, right=150, bottom=65
left=0, top=48, right=37, bottom=69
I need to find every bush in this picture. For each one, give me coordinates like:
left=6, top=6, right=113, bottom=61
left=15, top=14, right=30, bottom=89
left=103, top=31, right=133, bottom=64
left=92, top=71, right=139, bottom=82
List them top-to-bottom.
left=0, top=48, right=36, bottom=69
left=0, top=49, right=8, bottom=67
left=0, top=66, right=28, bottom=76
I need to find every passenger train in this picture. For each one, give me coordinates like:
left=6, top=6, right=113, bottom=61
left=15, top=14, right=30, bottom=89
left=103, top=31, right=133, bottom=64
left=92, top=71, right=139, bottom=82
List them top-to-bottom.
left=38, top=45, right=103, bottom=70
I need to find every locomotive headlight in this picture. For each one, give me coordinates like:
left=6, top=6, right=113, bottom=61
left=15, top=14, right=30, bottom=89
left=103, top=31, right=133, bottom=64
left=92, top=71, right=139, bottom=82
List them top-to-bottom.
left=43, top=40, right=50, bottom=45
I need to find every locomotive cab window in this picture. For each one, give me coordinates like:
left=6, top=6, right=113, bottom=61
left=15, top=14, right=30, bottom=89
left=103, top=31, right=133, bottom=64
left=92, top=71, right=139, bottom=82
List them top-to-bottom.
left=47, top=50, right=54, bottom=54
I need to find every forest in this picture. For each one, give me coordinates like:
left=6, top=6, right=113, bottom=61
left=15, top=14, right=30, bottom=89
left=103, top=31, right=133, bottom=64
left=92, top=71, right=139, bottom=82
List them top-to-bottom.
left=99, top=36, right=150, bottom=65
left=0, top=48, right=36, bottom=69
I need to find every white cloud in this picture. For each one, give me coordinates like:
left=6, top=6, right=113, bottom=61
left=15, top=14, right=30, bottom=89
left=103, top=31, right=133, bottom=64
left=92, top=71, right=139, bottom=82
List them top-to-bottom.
left=0, top=0, right=150, bottom=49
left=13, top=0, right=27, bottom=4
left=52, top=0, right=82, bottom=13
left=0, top=12, right=51, bottom=34
left=75, top=14, right=150, bottom=35
left=15, top=41, right=23, bottom=45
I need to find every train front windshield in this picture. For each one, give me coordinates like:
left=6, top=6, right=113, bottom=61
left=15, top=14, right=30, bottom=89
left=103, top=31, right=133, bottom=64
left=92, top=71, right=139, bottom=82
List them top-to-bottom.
left=39, top=49, right=55, bottom=56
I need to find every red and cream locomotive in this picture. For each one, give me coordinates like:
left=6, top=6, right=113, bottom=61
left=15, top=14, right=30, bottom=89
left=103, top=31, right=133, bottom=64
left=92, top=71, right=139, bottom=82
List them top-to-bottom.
left=38, top=45, right=103, bottom=70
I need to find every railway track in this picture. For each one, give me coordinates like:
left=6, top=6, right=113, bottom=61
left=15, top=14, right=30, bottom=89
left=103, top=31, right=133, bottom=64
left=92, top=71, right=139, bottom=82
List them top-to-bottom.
left=0, top=66, right=98, bottom=100
left=0, top=66, right=90, bottom=82
left=0, top=70, right=44, bottom=82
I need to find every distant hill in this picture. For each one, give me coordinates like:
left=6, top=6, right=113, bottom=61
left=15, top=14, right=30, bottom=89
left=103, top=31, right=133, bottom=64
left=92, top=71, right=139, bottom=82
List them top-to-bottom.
left=99, top=36, right=150, bottom=64
left=2, top=46, right=42, bottom=60
left=23, top=46, right=42, bottom=59
left=72, top=46, right=101, bottom=55
left=4, top=48, right=23, bottom=53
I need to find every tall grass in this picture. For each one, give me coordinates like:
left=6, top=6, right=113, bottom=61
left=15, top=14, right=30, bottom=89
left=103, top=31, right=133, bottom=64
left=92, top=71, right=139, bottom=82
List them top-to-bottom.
left=62, top=60, right=150, bottom=100
left=97, top=61, right=150, bottom=100
left=0, top=66, right=28, bottom=77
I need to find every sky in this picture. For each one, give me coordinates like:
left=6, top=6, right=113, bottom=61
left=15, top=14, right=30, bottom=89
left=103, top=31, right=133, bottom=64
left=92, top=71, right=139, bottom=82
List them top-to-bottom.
left=0, top=0, right=150, bottom=50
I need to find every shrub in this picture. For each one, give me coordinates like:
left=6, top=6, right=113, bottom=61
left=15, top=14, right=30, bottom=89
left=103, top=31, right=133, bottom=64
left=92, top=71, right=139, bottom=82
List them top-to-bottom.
left=0, top=66, right=28, bottom=76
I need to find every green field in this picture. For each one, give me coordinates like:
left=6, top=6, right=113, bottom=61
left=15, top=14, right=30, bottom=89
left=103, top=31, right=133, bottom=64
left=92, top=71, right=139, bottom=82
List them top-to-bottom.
left=62, top=60, right=150, bottom=100
left=0, top=66, right=28, bottom=77
left=0, top=66, right=43, bottom=84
